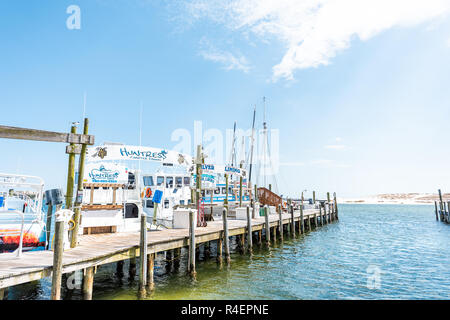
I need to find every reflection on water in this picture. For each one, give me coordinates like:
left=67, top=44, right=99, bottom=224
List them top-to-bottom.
left=7, top=204, right=450, bottom=300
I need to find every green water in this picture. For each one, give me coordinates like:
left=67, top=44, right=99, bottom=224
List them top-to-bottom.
left=6, top=204, right=450, bottom=300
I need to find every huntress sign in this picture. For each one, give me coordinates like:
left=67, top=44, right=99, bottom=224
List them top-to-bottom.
left=86, top=145, right=192, bottom=166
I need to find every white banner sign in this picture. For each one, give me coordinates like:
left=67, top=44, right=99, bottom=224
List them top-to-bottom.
left=86, top=145, right=192, bottom=166
left=189, top=164, right=247, bottom=178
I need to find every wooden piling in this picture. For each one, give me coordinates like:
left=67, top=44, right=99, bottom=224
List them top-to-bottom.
left=71, top=118, right=89, bottom=248
left=313, top=191, right=316, bottom=203
left=333, top=192, right=339, bottom=220
left=435, top=201, right=439, bottom=221
left=300, top=202, right=304, bottom=234
left=278, top=204, right=283, bottom=241
left=290, top=204, right=295, bottom=237
left=319, top=205, right=323, bottom=226
left=246, top=206, right=253, bottom=254
left=264, top=206, right=270, bottom=245
left=222, top=208, right=231, bottom=264
left=188, top=210, right=196, bottom=277
left=138, top=214, right=148, bottom=297
left=50, top=217, right=64, bottom=300
left=258, top=230, right=262, bottom=245
left=217, top=236, right=223, bottom=264
left=147, top=253, right=155, bottom=291
left=129, top=257, right=137, bottom=279
left=116, top=261, right=124, bottom=278
left=83, top=266, right=94, bottom=300
left=0, top=288, right=4, bottom=300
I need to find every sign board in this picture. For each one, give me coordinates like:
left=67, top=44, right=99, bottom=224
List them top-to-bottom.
left=86, top=145, right=192, bottom=166
left=84, top=163, right=129, bottom=184
left=189, top=164, right=247, bottom=178
left=153, top=190, right=163, bottom=204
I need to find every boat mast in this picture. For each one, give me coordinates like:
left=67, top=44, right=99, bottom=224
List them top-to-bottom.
left=263, top=97, right=267, bottom=188
left=248, top=105, right=256, bottom=184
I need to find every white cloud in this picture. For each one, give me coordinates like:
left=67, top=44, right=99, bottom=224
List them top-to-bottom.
left=183, top=0, right=450, bottom=80
left=199, top=38, right=250, bottom=72
left=325, top=145, right=346, bottom=150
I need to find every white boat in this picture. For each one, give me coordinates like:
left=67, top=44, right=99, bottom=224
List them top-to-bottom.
left=77, top=143, right=193, bottom=234
left=0, top=173, right=47, bottom=256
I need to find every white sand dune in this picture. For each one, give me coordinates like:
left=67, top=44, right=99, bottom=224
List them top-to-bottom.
left=338, top=193, right=445, bottom=205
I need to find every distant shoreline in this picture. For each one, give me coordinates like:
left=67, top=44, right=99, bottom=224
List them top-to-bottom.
left=338, top=193, right=442, bottom=205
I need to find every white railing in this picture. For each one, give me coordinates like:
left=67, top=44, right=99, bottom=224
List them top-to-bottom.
left=0, top=210, right=25, bottom=259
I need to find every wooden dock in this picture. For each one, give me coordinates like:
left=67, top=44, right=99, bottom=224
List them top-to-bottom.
left=0, top=206, right=338, bottom=299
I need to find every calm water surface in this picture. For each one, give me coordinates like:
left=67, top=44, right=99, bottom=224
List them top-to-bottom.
left=8, top=204, right=450, bottom=300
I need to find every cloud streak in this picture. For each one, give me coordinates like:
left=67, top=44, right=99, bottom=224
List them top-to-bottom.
left=182, top=0, right=450, bottom=80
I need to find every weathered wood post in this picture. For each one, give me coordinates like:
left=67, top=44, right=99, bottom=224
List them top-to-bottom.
left=71, top=118, right=89, bottom=248
left=65, top=124, right=77, bottom=212
left=224, top=174, right=229, bottom=210
left=438, top=189, right=444, bottom=221
left=313, top=191, right=316, bottom=203
left=327, top=192, right=332, bottom=222
left=333, top=192, right=339, bottom=220
left=300, top=198, right=304, bottom=234
left=252, top=200, right=256, bottom=219
left=435, top=201, right=439, bottom=221
left=447, top=201, right=450, bottom=223
left=278, top=204, right=283, bottom=241
left=290, top=204, right=295, bottom=237
left=246, top=205, right=253, bottom=254
left=264, top=205, right=270, bottom=245
left=319, top=205, right=323, bottom=226
left=222, top=208, right=231, bottom=264
left=188, top=210, right=196, bottom=278
left=51, top=212, right=65, bottom=300
left=138, top=213, right=148, bottom=297
left=217, top=234, right=223, bottom=264
left=147, top=253, right=155, bottom=291
left=129, top=255, right=137, bottom=280
left=116, top=261, right=124, bottom=278
left=83, top=266, right=94, bottom=300
left=0, top=288, right=5, bottom=300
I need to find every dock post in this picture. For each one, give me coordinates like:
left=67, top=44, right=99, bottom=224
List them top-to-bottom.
left=71, top=118, right=89, bottom=248
left=313, top=191, right=316, bottom=203
left=333, top=192, right=339, bottom=220
left=252, top=200, right=256, bottom=219
left=435, top=201, right=439, bottom=221
left=300, top=202, right=304, bottom=234
left=447, top=202, right=450, bottom=223
left=278, top=204, right=283, bottom=241
left=290, top=204, right=295, bottom=237
left=246, top=205, right=253, bottom=254
left=319, top=205, right=323, bottom=226
left=264, top=206, right=270, bottom=245
left=222, top=208, right=231, bottom=265
left=188, top=210, right=197, bottom=278
left=50, top=213, right=65, bottom=300
left=138, top=213, right=148, bottom=298
left=307, top=215, right=311, bottom=231
left=258, top=230, right=262, bottom=245
left=239, top=234, right=245, bottom=254
left=217, top=235, right=223, bottom=264
left=147, top=253, right=155, bottom=291
left=129, top=256, right=137, bottom=279
left=116, top=261, right=124, bottom=278
left=83, top=266, right=94, bottom=300
left=0, top=288, right=4, bottom=300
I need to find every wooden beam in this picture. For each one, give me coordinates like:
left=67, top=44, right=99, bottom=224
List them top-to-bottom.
left=0, top=125, right=95, bottom=145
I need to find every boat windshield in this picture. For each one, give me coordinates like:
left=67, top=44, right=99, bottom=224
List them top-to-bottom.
left=143, top=176, right=154, bottom=186
left=157, top=176, right=164, bottom=186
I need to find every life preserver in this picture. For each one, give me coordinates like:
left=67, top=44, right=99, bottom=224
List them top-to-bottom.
left=145, top=187, right=152, bottom=198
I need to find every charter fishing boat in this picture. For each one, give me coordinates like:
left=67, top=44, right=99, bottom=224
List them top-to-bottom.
left=77, top=143, right=193, bottom=233
left=0, top=173, right=47, bottom=256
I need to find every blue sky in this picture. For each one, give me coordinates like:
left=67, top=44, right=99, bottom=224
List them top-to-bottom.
left=1, top=0, right=450, bottom=198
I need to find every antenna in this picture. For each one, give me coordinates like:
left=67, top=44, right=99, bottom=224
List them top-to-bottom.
left=82, top=92, right=87, bottom=120
left=139, top=101, right=143, bottom=172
